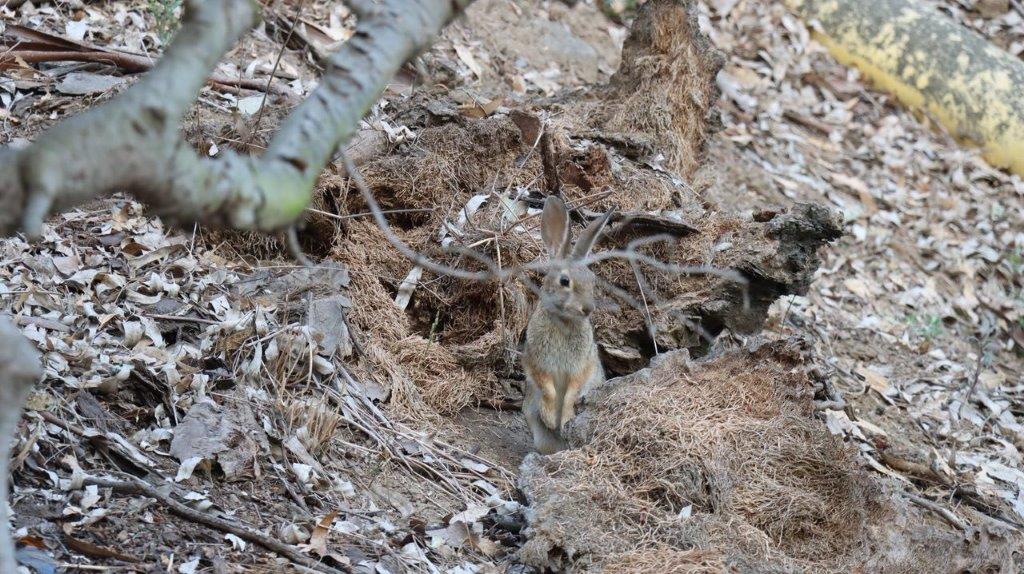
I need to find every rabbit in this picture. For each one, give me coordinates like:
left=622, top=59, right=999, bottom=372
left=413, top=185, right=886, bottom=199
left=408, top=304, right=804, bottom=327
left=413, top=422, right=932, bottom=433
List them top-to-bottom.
left=521, top=195, right=611, bottom=454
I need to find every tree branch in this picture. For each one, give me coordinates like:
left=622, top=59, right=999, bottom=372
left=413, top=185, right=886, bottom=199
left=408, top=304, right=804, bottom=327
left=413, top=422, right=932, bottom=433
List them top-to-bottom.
left=0, top=0, right=472, bottom=237
left=0, top=0, right=259, bottom=237
left=258, top=0, right=473, bottom=227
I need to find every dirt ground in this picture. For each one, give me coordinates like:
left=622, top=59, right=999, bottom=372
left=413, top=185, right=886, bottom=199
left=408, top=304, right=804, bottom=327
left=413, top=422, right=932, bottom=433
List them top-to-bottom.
left=1, top=0, right=1023, bottom=572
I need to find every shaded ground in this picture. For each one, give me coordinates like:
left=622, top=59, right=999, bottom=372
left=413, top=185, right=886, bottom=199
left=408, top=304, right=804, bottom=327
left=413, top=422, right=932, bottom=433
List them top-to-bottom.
left=1, top=0, right=1023, bottom=572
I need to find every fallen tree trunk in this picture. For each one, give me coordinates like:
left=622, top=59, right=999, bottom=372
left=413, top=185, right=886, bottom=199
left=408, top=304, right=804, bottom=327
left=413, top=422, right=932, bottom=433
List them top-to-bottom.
left=785, top=0, right=1024, bottom=176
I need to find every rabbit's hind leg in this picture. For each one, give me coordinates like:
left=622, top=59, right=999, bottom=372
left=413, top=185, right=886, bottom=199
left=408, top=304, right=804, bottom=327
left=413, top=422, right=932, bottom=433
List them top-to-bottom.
left=523, top=384, right=568, bottom=454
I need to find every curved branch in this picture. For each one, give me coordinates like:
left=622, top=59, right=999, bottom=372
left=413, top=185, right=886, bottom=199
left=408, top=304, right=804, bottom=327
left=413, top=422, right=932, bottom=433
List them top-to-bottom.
left=0, top=0, right=473, bottom=237
left=0, top=0, right=259, bottom=236
left=247, top=0, right=474, bottom=230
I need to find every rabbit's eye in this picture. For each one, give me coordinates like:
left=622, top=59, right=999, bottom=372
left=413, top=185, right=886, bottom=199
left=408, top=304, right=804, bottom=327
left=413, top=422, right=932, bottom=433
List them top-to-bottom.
left=559, top=275, right=571, bottom=287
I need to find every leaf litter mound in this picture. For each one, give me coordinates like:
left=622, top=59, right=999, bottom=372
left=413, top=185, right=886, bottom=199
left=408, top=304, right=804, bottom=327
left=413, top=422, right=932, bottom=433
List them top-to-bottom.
left=518, top=341, right=1019, bottom=572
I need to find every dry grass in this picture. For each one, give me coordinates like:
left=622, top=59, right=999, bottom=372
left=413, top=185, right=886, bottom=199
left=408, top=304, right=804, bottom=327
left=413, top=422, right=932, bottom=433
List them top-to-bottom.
left=590, top=0, right=723, bottom=179
left=356, top=118, right=540, bottom=218
left=393, top=335, right=480, bottom=415
left=518, top=341, right=1013, bottom=572
left=283, top=398, right=344, bottom=455
left=600, top=548, right=728, bottom=574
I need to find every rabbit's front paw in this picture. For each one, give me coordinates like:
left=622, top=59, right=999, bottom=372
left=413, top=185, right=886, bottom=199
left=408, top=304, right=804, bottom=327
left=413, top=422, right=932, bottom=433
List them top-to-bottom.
left=560, top=363, right=593, bottom=431
left=528, top=369, right=560, bottom=430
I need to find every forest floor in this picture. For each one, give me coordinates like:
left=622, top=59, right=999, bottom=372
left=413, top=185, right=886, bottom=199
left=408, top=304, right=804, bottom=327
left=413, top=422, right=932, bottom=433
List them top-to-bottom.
left=1, top=0, right=1023, bottom=572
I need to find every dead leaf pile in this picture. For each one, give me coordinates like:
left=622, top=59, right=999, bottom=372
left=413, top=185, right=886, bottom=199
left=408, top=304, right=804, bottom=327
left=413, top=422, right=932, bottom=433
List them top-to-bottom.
left=698, top=0, right=1024, bottom=527
left=0, top=197, right=517, bottom=571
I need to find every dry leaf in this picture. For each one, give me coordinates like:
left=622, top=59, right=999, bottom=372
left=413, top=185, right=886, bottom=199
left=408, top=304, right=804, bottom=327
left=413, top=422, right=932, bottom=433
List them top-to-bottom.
left=453, top=43, right=483, bottom=78
left=56, top=72, right=126, bottom=95
left=459, top=96, right=503, bottom=119
left=831, top=173, right=877, bottom=215
left=843, top=278, right=872, bottom=299
left=857, top=367, right=891, bottom=394
left=304, top=511, right=339, bottom=557
left=64, top=534, right=138, bottom=562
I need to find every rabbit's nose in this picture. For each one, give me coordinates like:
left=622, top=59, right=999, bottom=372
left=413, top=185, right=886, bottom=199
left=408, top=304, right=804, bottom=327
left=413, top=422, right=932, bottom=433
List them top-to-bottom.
left=582, top=302, right=594, bottom=316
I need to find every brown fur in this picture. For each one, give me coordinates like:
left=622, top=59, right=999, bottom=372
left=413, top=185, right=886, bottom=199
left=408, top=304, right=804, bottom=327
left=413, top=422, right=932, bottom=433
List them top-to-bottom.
left=560, top=360, right=594, bottom=430
left=525, top=365, right=559, bottom=430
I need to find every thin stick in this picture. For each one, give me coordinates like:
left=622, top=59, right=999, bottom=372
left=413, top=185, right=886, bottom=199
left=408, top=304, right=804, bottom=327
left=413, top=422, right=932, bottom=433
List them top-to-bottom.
left=250, top=0, right=310, bottom=141
left=1, top=50, right=286, bottom=94
left=540, top=131, right=561, bottom=194
left=344, top=151, right=747, bottom=286
left=343, top=152, right=491, bottom=281
left=286, top=225, right=314, bottom=266
left=630, top=260, right=658, bottom=355
left=144, top=313, right=219, bottom=325
left=957, top=339, right=986, bottom=420
left=84, top=475, right=350, bottom=574
left=905, top=493, right=967, bottom=531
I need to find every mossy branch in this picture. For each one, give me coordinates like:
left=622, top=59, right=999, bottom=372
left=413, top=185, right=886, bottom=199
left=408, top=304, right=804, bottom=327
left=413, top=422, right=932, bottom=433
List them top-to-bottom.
left=0, top=0, right=471, bottom=236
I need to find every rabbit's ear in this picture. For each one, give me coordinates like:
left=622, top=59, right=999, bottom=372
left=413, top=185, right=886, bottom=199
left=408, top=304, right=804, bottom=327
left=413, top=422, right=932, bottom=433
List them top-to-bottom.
left=541, top=195, right=571, bottom=259
left=572, top=211, right=612, bottom=260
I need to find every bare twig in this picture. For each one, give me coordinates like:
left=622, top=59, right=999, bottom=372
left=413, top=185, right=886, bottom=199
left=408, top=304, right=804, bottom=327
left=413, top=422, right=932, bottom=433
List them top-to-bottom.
left=250, top=0, right=310, bottom=141
left=0, top=25, right=289, bottom=95
left=540, top=131, right=561, bottom=194
left=343, top=152, right=749, bottom=290
left=343, top=152, right=491, bottom=281
left=305, top=206, right=432, bottom=221
left=286, top=225, right=314, bottom=266
left=630, top=259, right=658, bottom=355
left=5, top=313, right=73, bottom=332
left=144, top=313, right=219, bottom=325
left=957, top=339, right=987, bottom=420
left=330, top=366, right=515, bottom=502
left=480, top=398, right=522, bottom=411
left=36, top=410, right=158, bottom=473
left=882, top=449, right=1024, bottom=530
left=84, top=474, right=350, bottom=574
left=904, top=493, right=967, bottom=531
